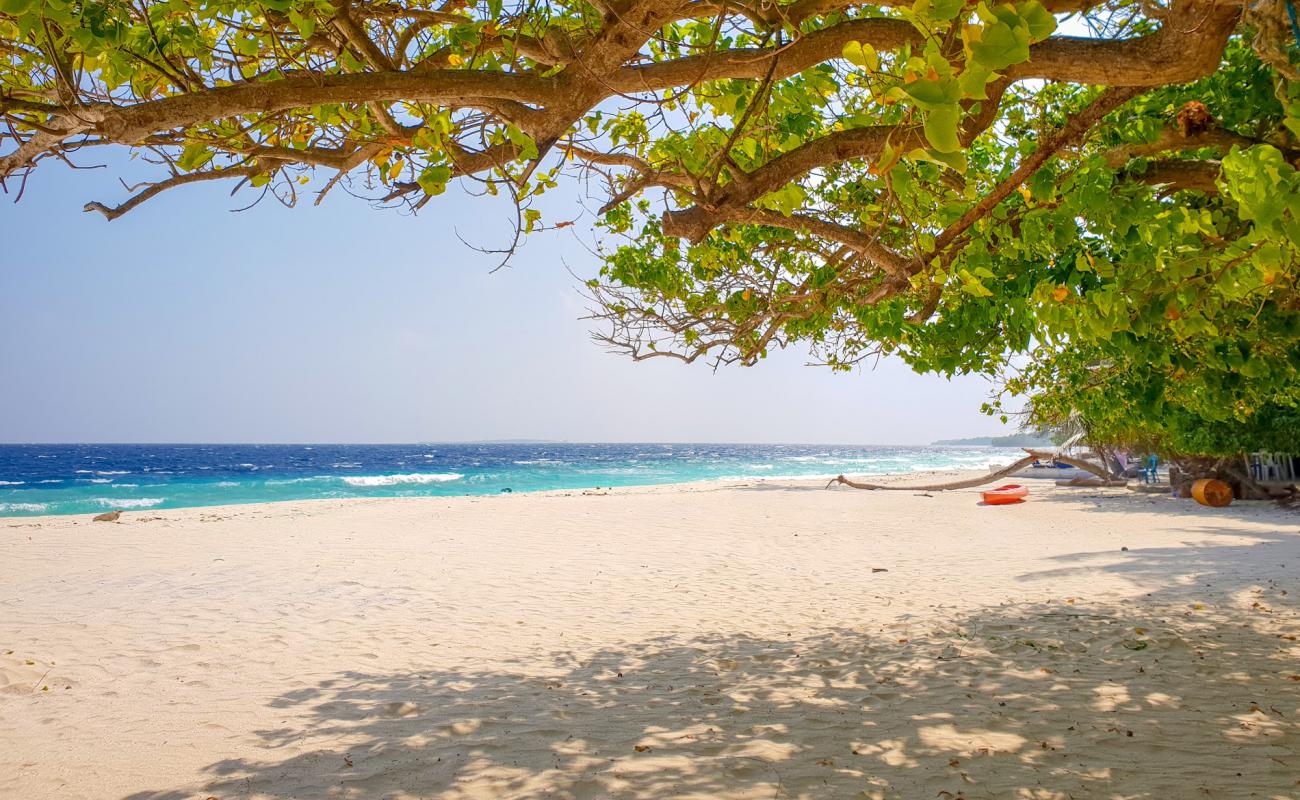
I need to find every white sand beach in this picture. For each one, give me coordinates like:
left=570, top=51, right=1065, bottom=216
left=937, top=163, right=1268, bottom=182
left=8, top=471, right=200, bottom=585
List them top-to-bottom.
left=2, top=477, right=1298, bottom=799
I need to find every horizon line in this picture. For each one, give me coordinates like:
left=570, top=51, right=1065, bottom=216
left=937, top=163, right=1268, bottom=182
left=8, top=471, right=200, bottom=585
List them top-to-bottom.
left=0, top=438, right=1022, bottom=447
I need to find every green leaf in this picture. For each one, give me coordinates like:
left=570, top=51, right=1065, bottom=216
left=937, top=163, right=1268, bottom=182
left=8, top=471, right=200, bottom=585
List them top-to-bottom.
left=0, top=0, right=35, bottom=14
left=929, top=0, right=967, bottom=21
left=1018, top=0, right=1057, bottom=41
left=964, top=8, right=1031, bottom=71
left=288, top=9, right=317, bottom=39
left=233, top=36, right=260, bottom=56
left=841, top=41, right=879, bottom=71
left=957, top=63, right=994, bottom=99
left=903, top=77, right=961, bottom=109
left=924, top=105, right=962, bottom=153
left=506, top=125, right=539, bottom=160
left=875, top=141, right=903, bottom=175
left=177, top=144, right=214, bottom=172
left=909, top=147, right=968, bottom=173
left=417, top=165, right=453, bottom=196
left=757, top=184, right=808, bottom=215
left=1240, top=357, right=1270, bottom=379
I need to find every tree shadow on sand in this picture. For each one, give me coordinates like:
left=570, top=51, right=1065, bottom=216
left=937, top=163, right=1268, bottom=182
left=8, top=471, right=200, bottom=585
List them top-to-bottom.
left=1018, top=491, right=1299, bottom=605
left=125, top=591, right=1298, bottom=798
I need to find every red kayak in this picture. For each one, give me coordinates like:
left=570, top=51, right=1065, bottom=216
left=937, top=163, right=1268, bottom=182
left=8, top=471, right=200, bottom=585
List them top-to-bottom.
left=982, top=484, right=1029, bottom=505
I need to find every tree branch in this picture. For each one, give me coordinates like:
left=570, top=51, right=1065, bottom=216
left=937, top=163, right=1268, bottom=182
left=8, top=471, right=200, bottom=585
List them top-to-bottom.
left=83, top=166, right=261, bottom=220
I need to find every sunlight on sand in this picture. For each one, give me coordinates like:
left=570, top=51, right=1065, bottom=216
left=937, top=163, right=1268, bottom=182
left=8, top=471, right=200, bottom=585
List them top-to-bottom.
left=2, top=479, right=1298, bottom=798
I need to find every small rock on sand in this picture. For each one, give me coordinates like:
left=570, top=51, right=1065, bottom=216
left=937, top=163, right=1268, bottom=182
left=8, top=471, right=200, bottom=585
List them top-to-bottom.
left=92, top=511, right=121, bottom=523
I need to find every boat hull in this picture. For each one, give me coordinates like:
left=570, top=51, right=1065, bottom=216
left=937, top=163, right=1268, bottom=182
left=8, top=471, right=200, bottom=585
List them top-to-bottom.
left=982, top=484, right=1029, bottom=505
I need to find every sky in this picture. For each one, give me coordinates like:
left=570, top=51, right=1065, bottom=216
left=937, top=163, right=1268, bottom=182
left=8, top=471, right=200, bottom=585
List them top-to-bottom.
left=0, top=153, right=1012, bottom=444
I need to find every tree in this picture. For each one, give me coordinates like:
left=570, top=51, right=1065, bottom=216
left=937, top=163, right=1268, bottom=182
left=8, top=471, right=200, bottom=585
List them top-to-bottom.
left=2, top=0, right=1298, bottom=431
left=1007, top=340, right=1300, bottom=458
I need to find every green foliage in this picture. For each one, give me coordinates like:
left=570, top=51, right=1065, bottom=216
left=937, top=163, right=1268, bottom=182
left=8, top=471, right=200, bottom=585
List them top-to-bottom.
left=2, top=0, right=1297, bottom=456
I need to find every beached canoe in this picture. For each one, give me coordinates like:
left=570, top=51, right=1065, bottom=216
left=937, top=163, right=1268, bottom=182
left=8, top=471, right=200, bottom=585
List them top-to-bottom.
left=982, top=484, right=1029, bottom=505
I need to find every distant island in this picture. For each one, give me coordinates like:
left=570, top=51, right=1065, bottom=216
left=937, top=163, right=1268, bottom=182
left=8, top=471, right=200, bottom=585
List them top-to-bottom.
left=932, top=433, right=1057, bottom=447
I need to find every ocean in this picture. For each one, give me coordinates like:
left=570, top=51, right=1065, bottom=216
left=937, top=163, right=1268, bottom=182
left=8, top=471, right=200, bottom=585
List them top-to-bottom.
left=0, top=443, right=1018, bottom=517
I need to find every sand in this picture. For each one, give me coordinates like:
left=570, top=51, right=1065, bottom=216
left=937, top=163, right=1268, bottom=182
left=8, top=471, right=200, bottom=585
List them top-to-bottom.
left=2, top=475, right=1298, bottom=799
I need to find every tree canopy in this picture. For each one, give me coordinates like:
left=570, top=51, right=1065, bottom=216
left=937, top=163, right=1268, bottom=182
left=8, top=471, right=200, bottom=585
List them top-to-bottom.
left=3, top=0, right=1299, bottom=451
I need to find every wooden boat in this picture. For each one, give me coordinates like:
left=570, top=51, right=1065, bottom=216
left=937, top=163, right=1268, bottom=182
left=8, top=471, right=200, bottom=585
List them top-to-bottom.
left=981, top=484, right=1029, bottom=505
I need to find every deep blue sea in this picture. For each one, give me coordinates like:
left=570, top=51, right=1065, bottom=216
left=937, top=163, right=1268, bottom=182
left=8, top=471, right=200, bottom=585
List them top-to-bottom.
left=0, top=443, right=1017, bottom=517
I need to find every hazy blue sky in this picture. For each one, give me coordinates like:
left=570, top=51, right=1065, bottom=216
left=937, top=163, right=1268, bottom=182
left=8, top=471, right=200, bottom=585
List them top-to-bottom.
left=0, top=155, right=1010, bottom=444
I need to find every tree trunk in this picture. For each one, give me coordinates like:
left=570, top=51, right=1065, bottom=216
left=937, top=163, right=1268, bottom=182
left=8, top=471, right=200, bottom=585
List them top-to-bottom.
left=827, top=450, right=1120, bottom=492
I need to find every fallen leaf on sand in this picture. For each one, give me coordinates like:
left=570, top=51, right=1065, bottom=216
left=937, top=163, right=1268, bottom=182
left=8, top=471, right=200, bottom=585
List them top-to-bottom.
left=872, top=568, right=888, bottom=573
left=634, top=745, right=650, bottom=753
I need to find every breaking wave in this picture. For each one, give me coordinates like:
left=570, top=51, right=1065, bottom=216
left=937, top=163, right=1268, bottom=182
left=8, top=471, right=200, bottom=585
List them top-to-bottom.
left=341, top=473, right=464, bottom=487
left=95, top=497, right=165, bottom=509
left=0, top=502, right=48, bottom=513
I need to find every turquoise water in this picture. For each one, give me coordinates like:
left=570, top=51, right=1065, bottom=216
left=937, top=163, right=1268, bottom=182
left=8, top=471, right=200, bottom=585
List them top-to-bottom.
left=0, top=443, right=1018, bottom=517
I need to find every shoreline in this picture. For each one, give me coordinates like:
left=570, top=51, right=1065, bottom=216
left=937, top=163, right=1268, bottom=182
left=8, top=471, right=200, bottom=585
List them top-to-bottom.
left=0, top=443, right=1028, bottom=519
left=0, top=464, right=1015, bottom=521
left=4, top=478, right=1296, bottom=798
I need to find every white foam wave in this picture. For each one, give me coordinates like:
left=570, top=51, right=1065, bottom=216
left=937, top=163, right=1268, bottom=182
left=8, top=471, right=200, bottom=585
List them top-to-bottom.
left=96, top=470, right=130, bottom=476
left=341, top=473, right=463, bottom=487
left=715, top=473, right=841, bottom=482
left=88, top=478, right=113, bottom=484
left=38, top=479, right=63, bottom=484
left=0, top=480, right=25, bottom=485
left=216, top=481, right=240, bottom=487
left=95, top=497, right=164, bottom=509
left=0, top=502, right=48, bottom=513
